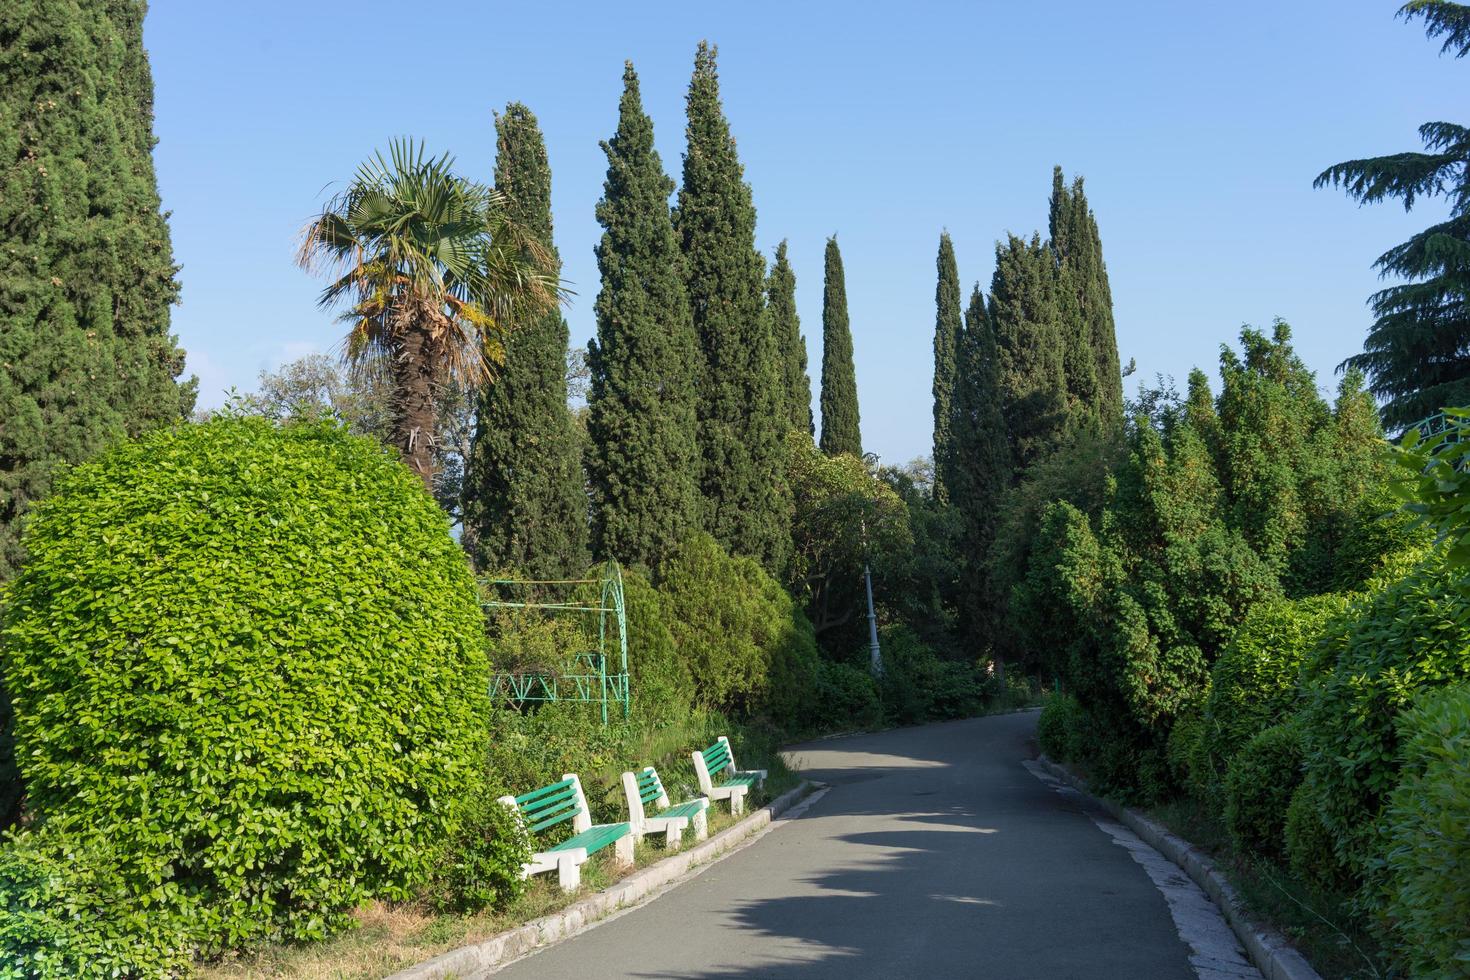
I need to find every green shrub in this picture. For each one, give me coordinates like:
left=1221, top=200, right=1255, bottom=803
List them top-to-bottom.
left=0, top=417, right=489, bottom=962
left=659, top=533, right=819, bottom=724
left=1297, top=552, right=1470, bottom=886
left=621, top=566, right=695, bottom=726
left=1201, top=594, right=1347, bottom=786
left=876, top=625, right=986, bottom=725
left=810, top=660, right=881, bottom=733
left=1380, top=684, right=1470, bottom=978
left=1038, top=693, right=1089, bottom=764
left=1165, top=693, right=1212, bottom=800
left=1223, top=722, right=1303, bottom=862
left=428, top=783, right=532, bottom=913
left=1284, top=783, right=1353, bottom=894
left=0, top=828, right=200, bottom=978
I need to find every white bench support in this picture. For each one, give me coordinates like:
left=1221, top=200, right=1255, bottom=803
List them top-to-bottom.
left=692, top=736, right=767, bottom=815
left=622, top=767, right=709, bottom=851
left=501, top=772, right=632, bottom=893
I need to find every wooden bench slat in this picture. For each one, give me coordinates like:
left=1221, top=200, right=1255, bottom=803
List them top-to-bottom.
left=515, top=777, right=576, bottom=805
left=550, top=822, right=630, bottom=855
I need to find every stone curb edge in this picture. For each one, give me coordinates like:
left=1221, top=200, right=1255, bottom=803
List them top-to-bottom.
left=1036, top=755, right=1320, bottom=980
left=388, top=780, right=825, bottom=979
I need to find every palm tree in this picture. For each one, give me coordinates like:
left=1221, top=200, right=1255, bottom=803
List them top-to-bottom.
left=299, top=139, right=559, bottom=487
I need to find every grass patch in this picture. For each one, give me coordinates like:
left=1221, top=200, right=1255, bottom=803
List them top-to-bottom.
left=1146, top=798, right=1391, bottom=980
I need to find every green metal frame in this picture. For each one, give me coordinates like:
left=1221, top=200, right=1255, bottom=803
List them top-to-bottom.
left=484, top=561, right=630, bottom=724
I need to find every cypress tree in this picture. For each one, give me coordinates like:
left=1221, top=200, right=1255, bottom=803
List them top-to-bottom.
left=0, top=0, right=194, bottom=579
left=675, top=41, right=789, bottom=572
left=587, top=63, right=701, bottom=572
left=462, top=103, right=588, bottom=576
left=1048, top=169, right=1100, bottom=427
left=932, top=233, right=963, bottom=501
left=990, top=233, right=1066, bottom=474
left=819, top=235, right=863, bottom=457
left=767, top=240, right=813, bottom=435
left=949, top=285, right=1012, bottom=637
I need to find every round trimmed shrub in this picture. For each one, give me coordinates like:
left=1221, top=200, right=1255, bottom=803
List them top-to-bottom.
left=0, top=417, right=489, bottom=960
left=1297, top=552, right=1470, bottom=886
left=812, top=660, right=881, bottom=733
left=1380, top=684, right=1470, bottom=978
left=1038, top=693, right=1080, bottom=762
left=1223, top=721, right=1302, bottom=862
left=1284, top=783, right=1351, bottom=893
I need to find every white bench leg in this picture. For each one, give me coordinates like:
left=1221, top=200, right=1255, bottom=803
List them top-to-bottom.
left=729, top=788, right=747, bottom=816
left=693, top=808, right=708, bottom=841
left=664, top=823, right=681, bottom=851
left=613, top=833, right=635, bottom=869
left=557, top=856, right=581, bottom=892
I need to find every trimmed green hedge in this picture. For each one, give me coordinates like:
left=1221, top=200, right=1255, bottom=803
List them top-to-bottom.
left=0, top=417, right=490, bottom=968
left=1298, top=552, right=1470, bottom=886
left=1381, top=684, right=1470, bottom=977
left=1223, top=722, right=1302, bottom=862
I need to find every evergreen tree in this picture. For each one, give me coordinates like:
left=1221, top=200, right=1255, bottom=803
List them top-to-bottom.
left=0, top=0, right=194, bottom=578
left=1316, top=3, right=1470, bottom=430
left=675, top=42, right=789, bottom=572
left=587, top=63, right=701, bottom=572
left=462, top=103, right=588, bottom=576
left=1049, top=167, right=1123, bottom=427
left=931, top=233, right=963, bottom=501
left=990, top=233, right=1066, bottom=474
left=819, top=235, right=863, bottom=457
left=767, top=240, right=813, bottom=434
left=949, top=285, right=1012, bottom=641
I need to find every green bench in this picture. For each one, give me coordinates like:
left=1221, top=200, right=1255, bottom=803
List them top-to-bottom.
left=692, top=736, right=766, bottom=815
left=621, top=765, right=709, bottom=850
left=499, top=773, right=632, bottom=891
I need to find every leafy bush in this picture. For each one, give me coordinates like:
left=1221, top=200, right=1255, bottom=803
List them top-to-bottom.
left=0, top=417, right=489, bottom=961
left=659, top=533, right=819, bottom=724
left=1298, top=551, right=1470, bottom=885
left=1201, top=594, right=1347, bottom=785
left=877, top=625, right=985, bottom=725
left=809, top=660, right=882, bottom=733
left=1380, top=684, right=1470, bottom=977
left=1165, top=692, right=1212, bottom=800
left=1038, top=693, right=1085, bottom=762
left=1223, top=722, right=1303, bottom=862
left=428, top=783, right=532, bottom=913
left=1284, top=783, right=1352, bottom=893
left=0, top=828, right=200, bottom=978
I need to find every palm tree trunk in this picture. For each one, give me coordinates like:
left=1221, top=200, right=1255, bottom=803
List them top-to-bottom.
left=390, top=305, right=438, bottom=490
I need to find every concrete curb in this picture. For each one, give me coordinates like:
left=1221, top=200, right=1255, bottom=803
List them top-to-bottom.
left=1036, top=755, right=1321, bottom=980
left=388, top=780, right=825, bottom=979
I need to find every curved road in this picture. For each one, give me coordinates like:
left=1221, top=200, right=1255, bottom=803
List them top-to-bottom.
left=496, top=711, right=1260, bottom=979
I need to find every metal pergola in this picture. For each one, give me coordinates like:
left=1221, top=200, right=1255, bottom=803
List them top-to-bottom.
left=483, top=560, right=630, bottom=725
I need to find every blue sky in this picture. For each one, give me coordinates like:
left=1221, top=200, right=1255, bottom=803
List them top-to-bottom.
left=147, top=1, right=1458, bottom=466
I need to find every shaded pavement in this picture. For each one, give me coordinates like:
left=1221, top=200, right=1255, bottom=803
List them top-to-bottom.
left=496, top=711, right=1247, bottom=979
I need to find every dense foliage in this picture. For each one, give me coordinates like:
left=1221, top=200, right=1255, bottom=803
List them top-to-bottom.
left=0, top=0, right=194, bottom=579
left=677, top=42, right=789, bottom=573
left=587, top=63, right=702, bottom=572
left=463, top=103, right=588, bottom=577
left=931, top=234, right=963, bottom=502
left=819, top=235, right=863, bottom=458
left=767, top=240, right=814, bottom=436
left=0, top=418, right=492, bottom=970
left=1380, top=683, right=1470, bottom=977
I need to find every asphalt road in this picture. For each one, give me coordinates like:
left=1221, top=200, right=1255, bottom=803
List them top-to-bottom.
left=495, top=711, right=1256, bottom=979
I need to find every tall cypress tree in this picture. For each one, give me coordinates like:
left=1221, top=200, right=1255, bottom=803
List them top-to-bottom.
left=0, top=0, right=194, bottom=579
left=675, top=41, right=789, bottom=572
left=587, top=63, right=701, bottom=572
left=462, top=103, right=588, bottom=576
left=1048, top=167, right=1123, bottom=427
left=932, top=233, right=962, bottom=501
left=991, top=233, right=1066, bottom=474
left=819, top=235, right=862, bottom=457
left=767, top=240, right=813, bottom=435
left=949, top=285, right=1012, bottom=638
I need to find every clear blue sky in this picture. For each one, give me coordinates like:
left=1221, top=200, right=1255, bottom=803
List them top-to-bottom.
left=146, top=1, right=1458, bottom=466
